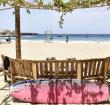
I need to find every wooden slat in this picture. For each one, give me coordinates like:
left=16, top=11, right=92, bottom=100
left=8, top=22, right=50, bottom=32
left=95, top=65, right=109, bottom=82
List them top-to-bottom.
left=10, top=60, right=15, bottom=84
left=70, top=60, right=77, bottom=78
left=89, top=60, right=94, bottom=77
left=91, top=60, right=96, bottom=76
left=96, top=60, right=101, bottom=75
left=65, top=61, right=69, bottom=78
left=69, top=61, right=72, bottom=77
left=76, top=61, right=82, bottom=80
left=84, top=61, right=89, bottom=78
left=99, top=61, right=104, bottom=76
left=103, top=61, right=107, bottom=83
left=39, top=62, right=43, bottom=77
left=44, top=62, right=48, bottom=77
left=50, top=62, right=53, bottom=77
left=55, top=62, right=59, bottom=78
left=61, top=62, right=64, bottom=77
left=32, top=63, right=37, bottom=80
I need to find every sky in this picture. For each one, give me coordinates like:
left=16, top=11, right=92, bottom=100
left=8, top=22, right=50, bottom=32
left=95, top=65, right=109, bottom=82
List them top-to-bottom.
left=0, top=6, right=110, bottom=34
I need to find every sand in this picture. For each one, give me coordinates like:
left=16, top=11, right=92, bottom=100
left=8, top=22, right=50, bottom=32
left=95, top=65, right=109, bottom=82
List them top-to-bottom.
left=0, top=40, right=110, bottom=105
left=1, top=40, right=110, bottom=61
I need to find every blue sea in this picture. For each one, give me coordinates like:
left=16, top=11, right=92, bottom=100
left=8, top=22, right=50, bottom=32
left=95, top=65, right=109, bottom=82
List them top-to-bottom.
left=1, top=34, right=110, bottom=42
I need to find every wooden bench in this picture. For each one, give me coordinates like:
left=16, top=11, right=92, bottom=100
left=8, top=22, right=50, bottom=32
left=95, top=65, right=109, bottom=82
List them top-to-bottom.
left=1, top=55, right=110, bottom=84
left=10, top=58, right=77, bottom=83
left=76, top=58, right=106, bottom=82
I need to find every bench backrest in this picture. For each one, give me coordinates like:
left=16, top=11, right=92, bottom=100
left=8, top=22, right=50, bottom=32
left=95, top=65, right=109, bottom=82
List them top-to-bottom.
left=10, top=57, right=108, bottom=83
left=80, top=58, right=105, bottom=80
left=10, top=59, right=77, bottom=80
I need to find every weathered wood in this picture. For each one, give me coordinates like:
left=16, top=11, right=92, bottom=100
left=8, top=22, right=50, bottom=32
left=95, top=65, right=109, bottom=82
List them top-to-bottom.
left=15, top=6, right=21, bottom=59
left=1, top=55, right=7, bottom=82
left=7, top=57, right=110, bottom=83
left=91, top=60, right=96, bottom=76
left=96, top=60, right=101, bottom=75
left=66, top=61, right=69, bottom=78
left=76, top=61, right=82, bottom=80
left=104, top=61, right=107, bottom=83
left=39, top=62, right=43, bottom=77
left=44, top=62, right=48, bottom=77
left=50, top=62, right=53, bottom=77
left=55, top=62, right=59, bottom=78
left=61, top=62, right=64, bottom=77
left=32, top=63, right=37, bottom=80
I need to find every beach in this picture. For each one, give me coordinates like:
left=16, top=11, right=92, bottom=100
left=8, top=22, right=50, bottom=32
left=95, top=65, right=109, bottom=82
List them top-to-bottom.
left=1, top=40, right=110, bottom=62
left=1, top=41, right=110, bottom=105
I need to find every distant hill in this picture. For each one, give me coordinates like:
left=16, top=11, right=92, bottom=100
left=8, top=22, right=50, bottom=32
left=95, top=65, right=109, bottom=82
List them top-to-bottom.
left=21, top=33, right=39, bottom=35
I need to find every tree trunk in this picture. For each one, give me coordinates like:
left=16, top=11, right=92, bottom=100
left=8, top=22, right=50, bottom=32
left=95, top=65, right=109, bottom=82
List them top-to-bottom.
left=15, top=6, right=21, bottom=59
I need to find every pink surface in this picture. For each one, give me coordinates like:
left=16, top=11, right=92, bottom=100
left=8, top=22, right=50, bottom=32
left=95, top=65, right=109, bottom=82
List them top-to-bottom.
left=10, top=79, right=110, bottom=104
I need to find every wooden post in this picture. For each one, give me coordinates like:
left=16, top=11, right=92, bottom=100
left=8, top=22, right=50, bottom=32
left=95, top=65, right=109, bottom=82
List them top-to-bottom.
left=15, top=6, right=21, bottom=59
left=76, top=61, right=82, bottom=80
left=32, top=63, right=37, bottom=80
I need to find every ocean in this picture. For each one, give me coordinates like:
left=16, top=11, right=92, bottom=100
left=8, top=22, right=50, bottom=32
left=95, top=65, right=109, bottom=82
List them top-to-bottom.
left=1, top=34, right=110, bottom=42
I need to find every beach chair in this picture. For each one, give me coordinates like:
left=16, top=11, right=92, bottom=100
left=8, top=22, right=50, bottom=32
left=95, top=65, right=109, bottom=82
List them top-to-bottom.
left=1, top=54, right=11, bottom=82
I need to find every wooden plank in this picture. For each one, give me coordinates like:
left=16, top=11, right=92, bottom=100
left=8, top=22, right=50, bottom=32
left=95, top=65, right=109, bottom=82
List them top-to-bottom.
left=10, top=59, right=17, bottom=84
left=73, top=60, right=77, bottom=78
left=88, top=60, right=94, bottom=77
left=91, top=60, right=96, bottom=76
left=96, top=60, right=101, bottom=75
left=66, top=61, right=69, bottom=78
left=68, top=61, right=72, bottom=77
left=69, top=61, right=73, bottom=77
left=76, top=61, right=82, bottom=80
left=84, top=61, right=89, bottom=78
left=100, top=61, right=104, bottom=76
left=104, top=61, right=107, bottom=83
left=39, top=62, right=43, bottom=77
left=44, top=62, right=48, bottom=77
left=50, top=62, right=53, bottom=77
left=55, top=62, right=59, bottom=78
left=61, top=62, right=64, bottom=77
left=32, top=63, right=37, bottom=80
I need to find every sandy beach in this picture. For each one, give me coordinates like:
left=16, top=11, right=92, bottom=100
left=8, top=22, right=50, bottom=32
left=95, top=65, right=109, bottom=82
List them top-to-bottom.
left=1, top=40, right=110, bottom=62
left=0, top=41, right=110, bottom=105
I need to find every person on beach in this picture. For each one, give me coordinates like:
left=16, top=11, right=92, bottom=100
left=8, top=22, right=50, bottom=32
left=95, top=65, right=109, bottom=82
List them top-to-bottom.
left=6, top=35, right=11, bottom=43
left=66, top=35, right=69, bottom=43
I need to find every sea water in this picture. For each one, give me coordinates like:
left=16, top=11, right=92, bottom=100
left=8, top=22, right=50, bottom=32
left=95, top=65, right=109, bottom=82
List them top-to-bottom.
left=1, top=34, right=110, bottom=42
